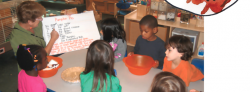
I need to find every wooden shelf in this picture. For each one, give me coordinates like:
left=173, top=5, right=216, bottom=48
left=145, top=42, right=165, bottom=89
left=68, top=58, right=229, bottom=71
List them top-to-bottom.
left=87, top=0, right=119, bottom=15
left=125, top=10, right=204, bottom=32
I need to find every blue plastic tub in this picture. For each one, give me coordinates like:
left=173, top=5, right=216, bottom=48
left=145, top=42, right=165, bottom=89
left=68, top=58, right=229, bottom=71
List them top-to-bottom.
left=191, top=58, right=204, bottom=81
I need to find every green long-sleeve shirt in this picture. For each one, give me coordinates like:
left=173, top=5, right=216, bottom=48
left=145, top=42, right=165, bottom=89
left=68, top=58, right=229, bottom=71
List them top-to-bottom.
left=10, top=21, right=46, bottom=55
left=80, top=71, right=122, bottom=92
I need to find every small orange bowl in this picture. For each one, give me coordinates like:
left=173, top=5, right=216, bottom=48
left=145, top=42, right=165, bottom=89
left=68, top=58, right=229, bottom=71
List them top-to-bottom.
left=123, top=54, right=156, bottom=75
left=38, top=56, right=63, bottom=78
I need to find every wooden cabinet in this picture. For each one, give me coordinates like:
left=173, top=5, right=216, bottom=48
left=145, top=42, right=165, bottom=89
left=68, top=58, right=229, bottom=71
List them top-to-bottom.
left=86, top=0, right=119, bottom=15
left=128, top=21, right=169, bottom=45
left=129, top=21, right=141, bottom=45
left=156, top=26, right=169, bottom=42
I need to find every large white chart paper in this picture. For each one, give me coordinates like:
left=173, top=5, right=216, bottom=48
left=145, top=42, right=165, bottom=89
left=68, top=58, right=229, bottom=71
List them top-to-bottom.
left=42, top=11, right=100, bottom=55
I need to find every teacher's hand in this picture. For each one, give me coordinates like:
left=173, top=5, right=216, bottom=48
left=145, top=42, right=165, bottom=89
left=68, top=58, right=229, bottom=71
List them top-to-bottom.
left=50, top=29, right=59, bottom=41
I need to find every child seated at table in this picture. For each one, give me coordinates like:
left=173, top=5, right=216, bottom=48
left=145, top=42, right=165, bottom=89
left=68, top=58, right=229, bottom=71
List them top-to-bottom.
left=128, top=15, right=166, bottom=69
left=100, top=18, right=127, bottom=62
left=162, top=35, right=204, bottom=86
left=80, top=40, right=122, bottom=92
left=17, top=44, right=48, bottom=92
left=150, top=72, right=187, bottom=92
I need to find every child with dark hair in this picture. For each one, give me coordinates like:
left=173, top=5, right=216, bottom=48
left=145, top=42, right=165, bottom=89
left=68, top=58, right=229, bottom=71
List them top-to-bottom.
left=128, top=15, right=166, bottom=69
left=100, top=18, right=127, bottom=62
left=162, top=35, right=204, bottom=86
left=80, top=40, right=122, bottom=92
left=17, top=44, right=48, bottom=92
left=150, top=72, right=187, bottom=92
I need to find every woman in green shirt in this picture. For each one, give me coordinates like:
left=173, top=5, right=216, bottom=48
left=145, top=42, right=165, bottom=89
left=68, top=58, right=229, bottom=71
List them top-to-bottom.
left=9, top=1, right=59, bottom=71
left=80, top=40, right=122, bottom=92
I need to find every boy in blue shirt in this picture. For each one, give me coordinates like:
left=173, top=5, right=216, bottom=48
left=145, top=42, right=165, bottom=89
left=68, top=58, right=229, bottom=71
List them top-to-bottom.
left=128, top=15, right=166, bottom=69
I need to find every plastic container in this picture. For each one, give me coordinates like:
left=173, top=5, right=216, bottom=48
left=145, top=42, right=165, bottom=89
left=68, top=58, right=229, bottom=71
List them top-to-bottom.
left=196, top=19, right=204, bottom=27
left=198, top=42, right=204, bottom=57
left=123, top=54, right=157, bottom=75
left=38, top=56, right=63, bottom=78
left=191, top=58, right=204, bottom=81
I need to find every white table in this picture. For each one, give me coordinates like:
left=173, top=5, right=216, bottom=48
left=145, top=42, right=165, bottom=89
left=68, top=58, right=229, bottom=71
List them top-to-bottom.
left=43, top=49, right=204, bottom=92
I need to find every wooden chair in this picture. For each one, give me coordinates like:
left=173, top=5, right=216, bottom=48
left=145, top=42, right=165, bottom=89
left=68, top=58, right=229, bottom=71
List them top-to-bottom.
left=65, top=0, right=84, bottom=4
left=86, top=0, right=102, bottom=22
left=91, top=2, right=102, bottom=22
left=61, top=8, right=78, bottom=15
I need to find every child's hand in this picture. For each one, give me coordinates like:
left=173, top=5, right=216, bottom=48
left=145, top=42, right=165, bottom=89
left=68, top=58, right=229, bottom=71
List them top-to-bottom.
left=100, top=30, right=103, bottom=35
left=128, top=52, right=134, bottom=56
left=153, top=60, right=159, bottom=68
left=189, top=89, right=200, bottom=92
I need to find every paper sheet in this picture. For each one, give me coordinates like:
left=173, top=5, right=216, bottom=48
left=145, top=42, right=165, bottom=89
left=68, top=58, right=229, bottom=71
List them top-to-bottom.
left=42, top=11, right=100, bottom=55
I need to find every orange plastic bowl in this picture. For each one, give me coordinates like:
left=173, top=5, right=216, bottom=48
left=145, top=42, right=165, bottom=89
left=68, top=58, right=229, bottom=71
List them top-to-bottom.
left=123, top=54, right=156, bottom=75
left=38, top=56, right=63, bottom=78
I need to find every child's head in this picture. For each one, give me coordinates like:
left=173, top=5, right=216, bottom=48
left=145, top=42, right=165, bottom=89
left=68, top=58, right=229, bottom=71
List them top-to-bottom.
left=139, top=15, right=158, bottom=40
left=101, top=18, right=126, bottom=43
left=165, top=35, right=193, bottom=61
left=84, top=40, right=115, bottom=91
left=16, top=44, right=48, bottom=71
left=151, top=72, right=187, bottom=92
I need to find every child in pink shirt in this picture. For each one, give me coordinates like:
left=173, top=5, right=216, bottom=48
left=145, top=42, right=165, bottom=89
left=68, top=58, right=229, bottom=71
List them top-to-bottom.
left=17, top=44, right=48, bottom=92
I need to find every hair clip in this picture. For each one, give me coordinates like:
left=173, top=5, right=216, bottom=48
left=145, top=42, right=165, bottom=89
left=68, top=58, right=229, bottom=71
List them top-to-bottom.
left=22, top=44, right=27, bottom=46
left=17, top=46, right=19, bottom=48
left=26, top=48, right=32, bottom=55
left=34, top=55, right=37, bottom=59
left=34, top=55, right=38, bottom=62
left=34, top=60, right=38, bottom=62
left=33, top=65, right=37, bottom=71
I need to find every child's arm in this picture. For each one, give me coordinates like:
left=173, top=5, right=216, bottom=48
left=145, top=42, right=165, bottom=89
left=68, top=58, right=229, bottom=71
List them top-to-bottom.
left=100, top=30, right=103, bottom=40
left=114, top=40, right=127, bottom=62
left=156, top=44, right=166, bottom=69
left=179, top=64, right=196, bottom=87
left=179, top=70, right=191, bottom=87
left=111, top=77, right=122, bottom=92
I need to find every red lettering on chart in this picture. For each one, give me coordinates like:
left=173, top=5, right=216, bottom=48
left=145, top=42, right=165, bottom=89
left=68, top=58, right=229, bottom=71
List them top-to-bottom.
left=68, top=16, right=74, bottom=20
left=55, top=17, right=68, bottom=22
left=50, top=38, right=95, bottom=55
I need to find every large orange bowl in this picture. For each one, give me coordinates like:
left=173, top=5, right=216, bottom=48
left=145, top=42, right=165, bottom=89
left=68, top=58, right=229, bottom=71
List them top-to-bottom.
left=123, top=54, right=156, bottom=75
left=38, top=56, right=63, bottom=78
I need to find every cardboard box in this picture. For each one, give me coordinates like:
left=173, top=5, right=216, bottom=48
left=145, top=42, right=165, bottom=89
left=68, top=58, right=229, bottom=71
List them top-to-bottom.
left=0, top=42, right=12, bottom=55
